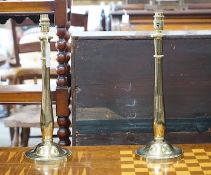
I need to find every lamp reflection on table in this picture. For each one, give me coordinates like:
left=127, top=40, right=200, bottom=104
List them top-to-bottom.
left=34, top=159, right=69, bottom=175
left=146, top=161, right=182, bottom=175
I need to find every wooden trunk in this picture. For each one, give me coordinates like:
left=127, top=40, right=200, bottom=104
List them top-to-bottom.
left=71, top=31, right=211, bottom=145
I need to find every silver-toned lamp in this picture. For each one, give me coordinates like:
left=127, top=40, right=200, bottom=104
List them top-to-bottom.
left=135, top=12, right=183, bottom=162
left=25, top=14, right=71, bottom=161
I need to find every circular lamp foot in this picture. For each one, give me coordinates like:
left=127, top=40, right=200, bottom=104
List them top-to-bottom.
left=135, top=140, right=183, bottom=163
left=25, top=142, right=71, bottom=161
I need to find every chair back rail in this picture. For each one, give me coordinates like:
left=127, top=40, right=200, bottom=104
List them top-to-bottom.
left=0, top=0, right=71, bottom=146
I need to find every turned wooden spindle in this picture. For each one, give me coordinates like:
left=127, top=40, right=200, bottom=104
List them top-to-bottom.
left=56, top=26, right=71, bottom=146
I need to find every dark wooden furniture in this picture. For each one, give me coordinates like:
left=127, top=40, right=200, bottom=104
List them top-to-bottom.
left=0, top=0, right=71, bottom=146
left=110, top=4, right=211, bottom=31
left=71, top=31, right=211, bottom=145
left=0, top=144, right=210, bottom=174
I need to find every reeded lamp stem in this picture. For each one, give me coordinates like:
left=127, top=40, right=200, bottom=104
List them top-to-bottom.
left=135, top=12, right=183, bottom=162
left=153, top=12, right=165, bottom=141
left=25, top=14, right=71, bottom=161
left=39, top=14, right=54, bottom=143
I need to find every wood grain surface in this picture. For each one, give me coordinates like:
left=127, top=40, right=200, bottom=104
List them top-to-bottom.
left=110, top=10, right=211, bottom=31
left=72, top=32, right=211, bottom=120
left=0, top=144, right=210, bottom=175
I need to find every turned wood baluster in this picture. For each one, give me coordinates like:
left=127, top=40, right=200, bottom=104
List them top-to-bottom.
left=54, top=0, right=71, bottom=146
left=56, top=26, right=71, bottom=146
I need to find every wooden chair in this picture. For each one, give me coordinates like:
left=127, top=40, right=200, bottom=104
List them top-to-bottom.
left=0, top=0, right=72, bottom=146
left=2, top=11, right=88, bottom=146
left=10, top=11, right=88, bottom=67
left=3, top=68, right=57, bottom=146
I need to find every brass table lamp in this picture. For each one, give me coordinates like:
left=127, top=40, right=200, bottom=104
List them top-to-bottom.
left=135, top=12, right=183, bottom=162
left=25, top=14, right=71, bottom=161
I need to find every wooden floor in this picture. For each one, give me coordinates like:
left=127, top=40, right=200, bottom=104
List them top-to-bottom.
left=0, top=144, right=210, bottom=175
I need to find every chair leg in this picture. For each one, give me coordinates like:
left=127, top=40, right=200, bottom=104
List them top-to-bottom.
left=9, top=127, right=14, bottom=141
left=11, top=127, right=19, bottom=147
left=21, top=127, right=30, bottom=147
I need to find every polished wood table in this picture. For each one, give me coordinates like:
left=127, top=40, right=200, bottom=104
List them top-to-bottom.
left=0, top=144, right=210, bottom=174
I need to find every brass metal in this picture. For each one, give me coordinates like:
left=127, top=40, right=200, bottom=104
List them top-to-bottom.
left=135, top=12, right=183, bottom=162
left=25, top=14, right=71, bottom=161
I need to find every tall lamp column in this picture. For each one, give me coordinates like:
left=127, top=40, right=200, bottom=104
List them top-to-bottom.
left=136, top=12, right=183, bottom=162
left=25, top=14, right=71, bottom=161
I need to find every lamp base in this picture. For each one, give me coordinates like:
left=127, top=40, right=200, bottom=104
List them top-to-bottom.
left=135, top=140, right=183, bottom=163
left=25, top=141, right=71, bottom=161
